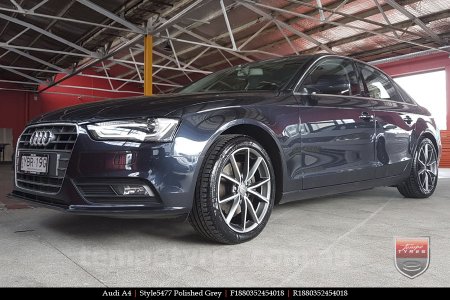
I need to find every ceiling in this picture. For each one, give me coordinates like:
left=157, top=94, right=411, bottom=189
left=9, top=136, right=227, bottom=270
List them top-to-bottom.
left=0, top=0, right=449, bottom=95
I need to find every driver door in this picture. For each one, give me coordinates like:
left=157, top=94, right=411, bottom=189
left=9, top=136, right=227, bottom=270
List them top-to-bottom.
left=296, top=57, right=377, bottom=189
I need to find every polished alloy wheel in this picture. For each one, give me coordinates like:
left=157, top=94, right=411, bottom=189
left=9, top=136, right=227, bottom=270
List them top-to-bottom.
left=417, top=142, right=438, bottom=194
left=217, top=147, right=271, bottom=233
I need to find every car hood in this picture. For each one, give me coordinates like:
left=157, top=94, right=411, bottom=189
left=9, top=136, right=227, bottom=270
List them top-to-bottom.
left=32, top=91, right=278, bottom=124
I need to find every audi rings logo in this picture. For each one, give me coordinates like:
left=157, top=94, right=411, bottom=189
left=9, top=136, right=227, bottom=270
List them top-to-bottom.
left=30, top=130, right=56, bottom=147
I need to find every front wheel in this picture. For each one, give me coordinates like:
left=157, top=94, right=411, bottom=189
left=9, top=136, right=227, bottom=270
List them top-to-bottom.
left=189, top=135, right=275, bottom=244
left=397, top=138, right=438, bottom=198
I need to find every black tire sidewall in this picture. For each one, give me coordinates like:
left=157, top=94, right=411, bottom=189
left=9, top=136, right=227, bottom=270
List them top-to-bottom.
left=206, top=137, right=275, bottom=243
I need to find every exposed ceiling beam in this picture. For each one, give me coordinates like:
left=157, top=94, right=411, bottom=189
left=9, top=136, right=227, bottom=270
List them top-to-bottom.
left=7, top=0, right=77, bottom=72
left=8, top=0, right=23, bottom=12
left=29, top=0, right=49, bottom=12
left=76, top=0, right=146, bottom=34
left=104, top=0, right=240, bottom=70
left=150, top=0, right=318, bottom=67
left=151, top=0, right=207, bottom=34
left=154, top=0, right=390, bottom=69
left=188, top=0, right=420, bottom=66
left=242, top=0, right=446, bottom=52
left=285, top=0, right=426, bottom=39
left=384, top=0, right=444, bottom=45
left=240, top=1, right=334, bottom=53
left=0, top=6, right=134, bottom=33
left=162, top=8, right=448, bottom=83
left=302, top=10, right=450, bottom=54
left=0, top=12, right=93, bottom=55
left=171, top=24, right=254, bottom=62
left=353, top=32, right=450, bottom=61
left=38, top=34, right=143, bottom=93
left=0, top=43, right=90, bottom=58
left=0, top=46, right=66, bottom=72
left=0, top=65, right=43, bottom=83
left=0, top=65, right=60, bottom=73
left=0, top=79, right=39, bottom=85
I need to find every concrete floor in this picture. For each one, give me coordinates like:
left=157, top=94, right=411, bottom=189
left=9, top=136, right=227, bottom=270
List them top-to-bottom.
left=1, top=164, right=450, bottom=287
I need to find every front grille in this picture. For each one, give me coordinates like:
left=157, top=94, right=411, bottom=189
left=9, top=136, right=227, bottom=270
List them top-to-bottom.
left=15, top=123, right=78, bottom=194
left=18, top=124, right=77, bottom=151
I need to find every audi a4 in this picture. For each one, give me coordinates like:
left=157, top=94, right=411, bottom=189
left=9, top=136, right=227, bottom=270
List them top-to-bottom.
left=12, top=54, right=441, bottom=244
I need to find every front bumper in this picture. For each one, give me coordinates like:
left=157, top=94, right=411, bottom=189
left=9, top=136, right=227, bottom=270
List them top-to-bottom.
left=12, top=124, right=200, bottom=218
left=10, top=191, right=189, bottom=218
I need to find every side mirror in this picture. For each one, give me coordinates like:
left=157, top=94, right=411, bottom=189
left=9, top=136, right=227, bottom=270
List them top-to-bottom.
left=297, top=87, right=319, bottom=106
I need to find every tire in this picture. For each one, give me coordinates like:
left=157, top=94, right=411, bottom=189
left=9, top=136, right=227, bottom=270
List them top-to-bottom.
left=189, top=134, right=275, bottom=244
left=397, top=138, right=438, bottom=198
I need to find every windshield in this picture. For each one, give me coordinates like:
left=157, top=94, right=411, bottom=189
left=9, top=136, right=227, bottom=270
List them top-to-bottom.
left=178, top=58, right=308, bottom=93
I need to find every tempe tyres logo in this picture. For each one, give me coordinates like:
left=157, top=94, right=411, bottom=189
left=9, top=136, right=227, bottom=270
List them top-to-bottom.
left=394, top=237, right=430, bottom=279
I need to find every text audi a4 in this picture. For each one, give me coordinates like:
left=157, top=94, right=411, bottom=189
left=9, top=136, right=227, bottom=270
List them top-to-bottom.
left=12, top=54, right=441, bottom=244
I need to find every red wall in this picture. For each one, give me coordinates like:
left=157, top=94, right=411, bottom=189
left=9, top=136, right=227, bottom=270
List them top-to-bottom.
left=377, top=52, right=450, bottom=129
left=1, top=70, right=142, bottom=148
left=38, top=71, right=142, bottom=112
left=0, top=90, right=41, bottom=146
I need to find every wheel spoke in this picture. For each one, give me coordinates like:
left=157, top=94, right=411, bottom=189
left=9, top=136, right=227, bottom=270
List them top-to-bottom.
left=424, top=144, right=429, bottom=164
left=245, top=148, right=250, bottom=180
left=230, top=154, right=241, bottom=180
left=247, top=156, right=263, bottom=182
left=418, top=157, right=426, bottom=167
left=428, top=163, right=437, bottom=175
left=418, top=168, right=426, bottom=175
left=427, top=170, right=436, bottom=185
left=424, top=172, right=429, bottom=192
left=220, top=173, right=240, bottom=185
left=248, top=178, right=270, bottom=190
left=247, top=189, right=269, bottom=203
left=219, top=194, right=239, bottom=204
left=241, top=194, right=248, bottom=231
left=245, top=196, right=260, bottom=224
left=225, top=197, right=240, bottom=225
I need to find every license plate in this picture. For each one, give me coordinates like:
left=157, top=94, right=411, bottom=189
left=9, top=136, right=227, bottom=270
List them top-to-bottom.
left=20, top=154, right=49, bottom=174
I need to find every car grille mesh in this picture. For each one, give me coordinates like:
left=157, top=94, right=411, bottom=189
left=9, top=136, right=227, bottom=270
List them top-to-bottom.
left=15, top=124, right=78, bottom=194
left=18, top=124, right=77, bottom=151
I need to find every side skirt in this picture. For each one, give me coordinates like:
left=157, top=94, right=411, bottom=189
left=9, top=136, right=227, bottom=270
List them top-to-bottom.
left=279, top=173, right=409, bottom=204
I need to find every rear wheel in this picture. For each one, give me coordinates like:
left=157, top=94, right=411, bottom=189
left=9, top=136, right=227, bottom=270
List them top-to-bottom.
left=189, top=135, right=275, bottom=244
left=397, top=138, right=438, bottom=198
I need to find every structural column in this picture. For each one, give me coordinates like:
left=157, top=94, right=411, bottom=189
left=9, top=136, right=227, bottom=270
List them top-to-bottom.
left=144, top=35, right=153, bottom=96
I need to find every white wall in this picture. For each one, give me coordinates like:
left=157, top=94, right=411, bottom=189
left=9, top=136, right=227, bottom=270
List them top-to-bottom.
left=394, top=70, right=447, bottom=130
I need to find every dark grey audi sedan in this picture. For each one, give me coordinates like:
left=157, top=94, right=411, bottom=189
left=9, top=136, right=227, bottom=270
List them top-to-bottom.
left=12, top=54, right=441, bottom=244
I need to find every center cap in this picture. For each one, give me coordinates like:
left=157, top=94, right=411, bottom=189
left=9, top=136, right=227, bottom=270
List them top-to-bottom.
left=238, top=184, right=247, bottom=196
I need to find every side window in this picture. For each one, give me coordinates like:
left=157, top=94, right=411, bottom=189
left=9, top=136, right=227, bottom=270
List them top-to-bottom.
left=301, top=58, right=360, bottom=96
left=359, top=64, right=401, bottom=101
left=394, top=82, right=416, bottom=104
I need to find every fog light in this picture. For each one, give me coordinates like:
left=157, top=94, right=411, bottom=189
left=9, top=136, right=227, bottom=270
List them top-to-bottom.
left=113, top=185, right=154, bottom=196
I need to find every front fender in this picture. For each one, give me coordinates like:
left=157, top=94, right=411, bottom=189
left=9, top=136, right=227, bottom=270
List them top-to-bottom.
left=171, top=104, right=301, bottom=206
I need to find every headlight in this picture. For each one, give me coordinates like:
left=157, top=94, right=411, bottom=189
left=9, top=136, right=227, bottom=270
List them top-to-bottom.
left=87, top=118, right=179, bottom=142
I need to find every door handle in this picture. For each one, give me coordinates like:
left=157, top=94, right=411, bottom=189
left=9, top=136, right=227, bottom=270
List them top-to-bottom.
left=359, top=112, right=373, bottom=121
left=403, top=115, right=413, bottom=124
